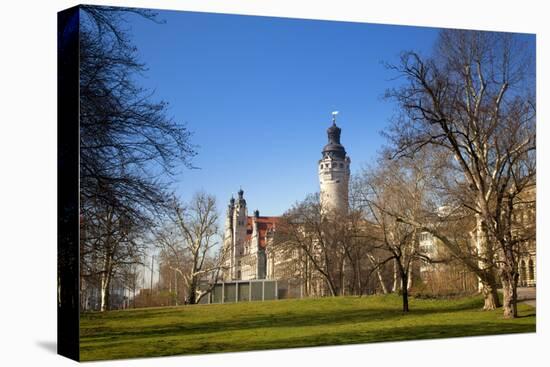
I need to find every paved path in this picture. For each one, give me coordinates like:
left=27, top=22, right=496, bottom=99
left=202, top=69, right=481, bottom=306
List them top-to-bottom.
left=516, top=287, right=536, bottom=307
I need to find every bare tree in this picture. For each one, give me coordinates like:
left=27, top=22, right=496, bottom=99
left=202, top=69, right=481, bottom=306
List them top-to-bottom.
left=77, top=6, right=197, bottom=311
left=79, top=6, right=196, bottom=220
left=384, top=29, right=535, bottom=317
left=355, top=157, right=437, bottom=312
left=156, top=193, right=228, bottom=305
left=274, top=194, right=370, bottom=297
left=80, top=200, right=147, bottom=311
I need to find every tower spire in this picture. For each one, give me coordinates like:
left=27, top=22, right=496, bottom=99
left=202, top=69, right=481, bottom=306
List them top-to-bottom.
left=332, top=110, right=339, bottom=125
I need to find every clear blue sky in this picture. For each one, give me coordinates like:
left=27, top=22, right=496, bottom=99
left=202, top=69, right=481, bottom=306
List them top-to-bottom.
left=127, top=10, right=440, bottom=216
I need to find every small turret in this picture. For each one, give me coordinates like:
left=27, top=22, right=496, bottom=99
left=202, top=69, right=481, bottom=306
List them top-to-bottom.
left=232, top=188, right=248, bottom=280
left=237, top=188, right=246, bottom=207
left=223, top=196, right=236, bottom=280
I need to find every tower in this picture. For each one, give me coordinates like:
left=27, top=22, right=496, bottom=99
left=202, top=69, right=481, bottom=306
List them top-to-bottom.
left=318, top=112, right=350, bottom=214
left=232, top=189, right=247, bottom=279
left=223, top=196, right=235, bottom=279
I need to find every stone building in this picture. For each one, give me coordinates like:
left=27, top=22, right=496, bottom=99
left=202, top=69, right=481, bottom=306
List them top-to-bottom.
left=418, top=184, right=537, bottom=291
left=516, top=185, right=536, bottom=287
left=222, top=189, right=278, bottom=281
left=417, top=231, right=479, bottom=294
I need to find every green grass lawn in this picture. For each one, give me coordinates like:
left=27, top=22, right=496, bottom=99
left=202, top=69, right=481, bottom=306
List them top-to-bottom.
left=80, top=294, right=535, bottom=361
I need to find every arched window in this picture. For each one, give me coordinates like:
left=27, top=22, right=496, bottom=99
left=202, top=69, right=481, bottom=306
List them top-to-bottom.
left=528, top=259, right=535, bottom=282
left=520, top=260, right=527, bottom=286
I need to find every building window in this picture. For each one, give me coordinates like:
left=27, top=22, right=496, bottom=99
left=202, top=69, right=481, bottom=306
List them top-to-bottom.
left=528, top=259, right=535, bottom=281
left=520, top=260, right=527, bottom=285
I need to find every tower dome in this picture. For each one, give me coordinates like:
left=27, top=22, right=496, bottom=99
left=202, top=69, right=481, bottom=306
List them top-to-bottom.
left=322, top=121, right=347, bottom=159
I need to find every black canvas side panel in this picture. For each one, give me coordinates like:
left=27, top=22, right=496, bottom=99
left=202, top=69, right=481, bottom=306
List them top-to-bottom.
left=57, top=5, right=80, bottom=362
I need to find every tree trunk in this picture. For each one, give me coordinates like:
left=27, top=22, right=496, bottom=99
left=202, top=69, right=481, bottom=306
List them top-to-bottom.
left=475, top=216, right=501, bottom=310
left=100, top=252, right=113, bottom=312
left=341, top=257, right=346, bottom=296
left=392, top=259, right=400, bottom=293
left=501, top=268, right=519, bottom=319
left=174, top=269, right=178, bottom=306
left=376, top=269, right=388, bottom=294
left=100, top=271, right=111, bottom=312
left=480, top=271, right=501, bottom=310
left=401, top=272, right=409, bottom=312
left=187, top=278, right=197, bottom=305
left=327, top=279, right=339, bottom=296
left=481, top=285, right=500, bottom=311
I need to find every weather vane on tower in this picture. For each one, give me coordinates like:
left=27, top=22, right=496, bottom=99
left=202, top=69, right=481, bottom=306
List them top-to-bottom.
left=332, top=110, right=339, bottom=125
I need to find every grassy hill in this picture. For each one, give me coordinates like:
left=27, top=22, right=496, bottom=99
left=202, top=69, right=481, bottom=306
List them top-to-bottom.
left=80, top=294, right=535, bottom=361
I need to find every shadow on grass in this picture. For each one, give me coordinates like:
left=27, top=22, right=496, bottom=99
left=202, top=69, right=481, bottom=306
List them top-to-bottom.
left=80, top=296, right=506, bottom=343
left=80, top=318, right=536, bottom=361
left=243, top=320, right=536, bottom=353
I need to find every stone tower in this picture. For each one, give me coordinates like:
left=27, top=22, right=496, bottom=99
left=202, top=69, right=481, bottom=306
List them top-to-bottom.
left=318, top=113, right=350, bottom=214
left=224, top=189, right=248, bottom=280
left=223, top=196, right=236, bottom=279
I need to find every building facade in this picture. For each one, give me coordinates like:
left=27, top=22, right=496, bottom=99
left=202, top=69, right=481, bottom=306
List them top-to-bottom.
left=418, top=185, right=537, bottom=291
left=516, top=185, right=536, bottom=287
left=222, top=189, right=278, bottom=281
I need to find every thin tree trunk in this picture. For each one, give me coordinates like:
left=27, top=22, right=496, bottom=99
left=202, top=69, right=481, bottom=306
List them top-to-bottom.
left=100, top=252, right=113, bottom=312
left=341, top=257, right=346, bottom=296
left=392, top=259, right=400, bottom=293
left=174, top=268, right=178, bottom=306
left=376, top=269, right=388, bottom=294
left=100, top=271, right=111, bottom=312
left=401, top=271, right=409, bottom=312
left=324, top=274, right=339, bottom=297
left=187, top=277, right=197, bottom=305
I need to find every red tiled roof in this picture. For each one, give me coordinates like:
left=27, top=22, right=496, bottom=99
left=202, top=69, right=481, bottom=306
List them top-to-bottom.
left=245, top=216, right=279, bottom=248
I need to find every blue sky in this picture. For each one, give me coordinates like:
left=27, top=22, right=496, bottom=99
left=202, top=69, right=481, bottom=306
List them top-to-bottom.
left=126, top=10, right=440, bottom=216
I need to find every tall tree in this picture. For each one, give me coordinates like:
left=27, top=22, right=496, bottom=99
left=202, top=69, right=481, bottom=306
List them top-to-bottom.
left=78, top=6, right=197, bottom=310
left=79, top=6, right=196, bottom=220
left=385, top=29, right=535, bottom=317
